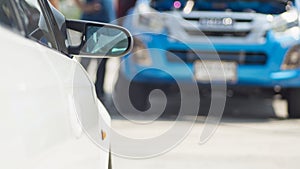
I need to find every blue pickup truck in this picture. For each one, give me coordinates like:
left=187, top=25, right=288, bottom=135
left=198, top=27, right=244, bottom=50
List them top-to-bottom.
left=115, top=0, right=300, bottom=118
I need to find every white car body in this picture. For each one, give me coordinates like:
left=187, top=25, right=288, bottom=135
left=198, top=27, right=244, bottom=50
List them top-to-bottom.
left=0, top=11, right=111, bottom=169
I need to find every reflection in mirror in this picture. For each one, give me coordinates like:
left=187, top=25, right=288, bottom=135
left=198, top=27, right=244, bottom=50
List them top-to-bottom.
left=81, top=25, right=129, bottom=56
left=67, top=29, right=83, bottom=47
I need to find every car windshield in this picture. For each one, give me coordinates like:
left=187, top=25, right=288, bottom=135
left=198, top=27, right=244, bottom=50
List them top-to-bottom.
left=150, top=0, right=294, bottom=14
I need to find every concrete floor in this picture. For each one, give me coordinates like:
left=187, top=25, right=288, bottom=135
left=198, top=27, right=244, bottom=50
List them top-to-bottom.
left=85, top=57, right=300, bottom=169
left=110, top=102, right=300, bottom=169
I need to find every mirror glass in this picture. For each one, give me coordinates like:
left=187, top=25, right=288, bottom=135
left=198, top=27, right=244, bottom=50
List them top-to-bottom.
left=81, top=25, right=130, bottom=56
left=67, top=29, right=82, bottom=46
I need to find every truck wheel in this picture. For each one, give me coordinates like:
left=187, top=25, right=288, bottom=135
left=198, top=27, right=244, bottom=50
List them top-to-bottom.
left=114, top=73, right=150, bottom=112
left=114, top=73, right=180, bottom=114
left=129, top=82, right=151, bottom=111
left=287, top=88, right=300, bottom=118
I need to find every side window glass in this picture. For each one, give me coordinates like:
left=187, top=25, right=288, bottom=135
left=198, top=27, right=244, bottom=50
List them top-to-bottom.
left=0, top=0, right=18, bottom=30
left=18, top=0, right=57, bottom=49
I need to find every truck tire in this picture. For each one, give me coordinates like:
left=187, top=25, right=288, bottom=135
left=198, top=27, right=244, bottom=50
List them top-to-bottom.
left=114, top=73, right=150, bottom=112
left=114, top=73, right=180, bottom=115
left=129, top=81, right=151, bottom=111
left=287, top=88, right=300, bottom=118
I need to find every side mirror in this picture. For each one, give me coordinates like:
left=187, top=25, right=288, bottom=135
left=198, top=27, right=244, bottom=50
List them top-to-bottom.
left=66, top=20, right=133, bottom=58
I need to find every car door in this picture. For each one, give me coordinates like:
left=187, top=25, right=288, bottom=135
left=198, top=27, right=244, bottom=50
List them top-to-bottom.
left=0, top=0, right=110, bottom=169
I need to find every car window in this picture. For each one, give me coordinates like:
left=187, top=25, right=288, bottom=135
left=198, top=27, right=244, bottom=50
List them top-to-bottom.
left=0, top=0, right=19, bottom=30
left=17, top=0, right=57, bottom=49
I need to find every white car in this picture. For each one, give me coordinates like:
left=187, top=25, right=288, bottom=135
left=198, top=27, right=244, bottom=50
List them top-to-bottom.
left=0, top=0, right=132, bottom=169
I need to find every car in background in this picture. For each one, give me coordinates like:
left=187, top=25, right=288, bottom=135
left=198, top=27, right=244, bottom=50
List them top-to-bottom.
left=0, top=0, right=132, bottom=168
left=116, top=0, right=300, bottom=118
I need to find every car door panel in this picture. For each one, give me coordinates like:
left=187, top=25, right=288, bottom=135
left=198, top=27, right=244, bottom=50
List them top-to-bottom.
left=0, top=23, right=109, bottom=169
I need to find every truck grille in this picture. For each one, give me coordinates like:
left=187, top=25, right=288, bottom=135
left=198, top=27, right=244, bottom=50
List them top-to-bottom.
left=183, top=16, right=252, bottom=37
left=183, top=17, right=253, bottom=23
left=185, top=29, right=250, bottom=37
left=166, top=50, right=267, bottom=65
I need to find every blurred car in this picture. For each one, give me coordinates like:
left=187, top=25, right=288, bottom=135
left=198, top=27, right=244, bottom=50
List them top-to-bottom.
left=0, top=0, right=132, bottom=168
left=116, top=0, right=300, bottom=118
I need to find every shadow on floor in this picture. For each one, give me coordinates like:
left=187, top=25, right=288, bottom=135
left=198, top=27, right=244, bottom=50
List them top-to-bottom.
left=103, top=93, right=285, bottom=123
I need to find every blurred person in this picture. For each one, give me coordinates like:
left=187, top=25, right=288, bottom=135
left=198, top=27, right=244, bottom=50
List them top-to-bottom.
left=49, top=0, right=60, bottom=9
left=74, top=0, right=116, bottom=100
left=116, top=0, right=137, bottom=24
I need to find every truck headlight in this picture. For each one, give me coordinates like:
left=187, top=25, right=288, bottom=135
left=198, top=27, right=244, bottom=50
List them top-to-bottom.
left=131, top=38, right=152, bottom=66
left=281, top=45, right=300, bottom=70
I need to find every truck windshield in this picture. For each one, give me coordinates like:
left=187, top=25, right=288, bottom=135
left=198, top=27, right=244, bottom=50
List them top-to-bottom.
left=150, top=0, right=294, bottom=14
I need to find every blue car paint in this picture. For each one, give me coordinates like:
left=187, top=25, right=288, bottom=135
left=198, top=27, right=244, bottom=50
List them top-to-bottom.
left=120, top=0, right=300, bottom=90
